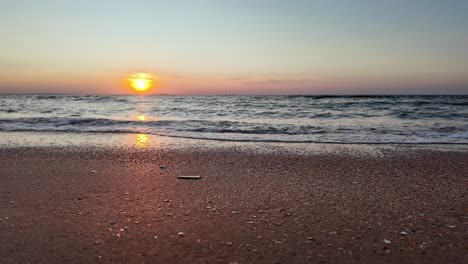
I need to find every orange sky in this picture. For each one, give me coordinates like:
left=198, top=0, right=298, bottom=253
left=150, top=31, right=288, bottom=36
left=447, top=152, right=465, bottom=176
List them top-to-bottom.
left=1, top=68, right=467, bottom=95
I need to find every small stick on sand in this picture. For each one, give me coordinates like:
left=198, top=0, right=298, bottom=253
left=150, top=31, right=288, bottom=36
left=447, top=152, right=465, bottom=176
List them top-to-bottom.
left=177, top=175, right=201, bottom=180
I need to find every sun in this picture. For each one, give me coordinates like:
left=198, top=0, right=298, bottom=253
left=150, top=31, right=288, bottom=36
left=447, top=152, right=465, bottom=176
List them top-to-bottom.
left=128, top=73, right=154, bottom=92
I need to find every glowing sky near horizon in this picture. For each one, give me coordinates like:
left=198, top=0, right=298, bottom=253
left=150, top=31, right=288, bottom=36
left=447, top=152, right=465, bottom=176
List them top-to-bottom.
left=0, top=0, right=467, bottom=95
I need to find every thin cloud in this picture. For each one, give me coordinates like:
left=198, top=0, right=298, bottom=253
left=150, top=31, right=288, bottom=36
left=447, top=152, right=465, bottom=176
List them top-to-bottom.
left=226, top=76, right=253, bottom=81
left=244, top=78, right=315, bottom=86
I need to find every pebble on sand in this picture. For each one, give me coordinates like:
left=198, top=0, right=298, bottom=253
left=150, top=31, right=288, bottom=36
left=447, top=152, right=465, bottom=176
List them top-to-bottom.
left=400, top=231, right=409, bottom=236
left=177, top=232, right=186, bottom=237
left=384, top=239, right=391, bottom=244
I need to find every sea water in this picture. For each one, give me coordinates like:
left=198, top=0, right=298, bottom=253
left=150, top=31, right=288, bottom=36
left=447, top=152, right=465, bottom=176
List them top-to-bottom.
left=1, top=95, right=467, bottom=143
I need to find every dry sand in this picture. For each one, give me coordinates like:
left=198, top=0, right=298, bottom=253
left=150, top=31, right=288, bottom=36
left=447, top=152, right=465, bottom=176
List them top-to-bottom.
left=0, top=145, right=467, bottom=263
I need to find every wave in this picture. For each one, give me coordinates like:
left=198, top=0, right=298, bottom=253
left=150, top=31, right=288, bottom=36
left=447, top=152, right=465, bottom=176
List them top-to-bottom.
left=1, top=116, right=467, bottom=144
left=0, top=117, right=327, bottom=135
left=1, top=128, right=467, bottom=144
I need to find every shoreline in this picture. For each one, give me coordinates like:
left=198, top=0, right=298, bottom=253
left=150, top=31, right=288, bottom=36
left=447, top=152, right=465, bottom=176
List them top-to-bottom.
left=1, top=131, right=468, bottom=154
left=2, top=131, right=468, bottom=146
left=0, top=133, right=467, bottom=263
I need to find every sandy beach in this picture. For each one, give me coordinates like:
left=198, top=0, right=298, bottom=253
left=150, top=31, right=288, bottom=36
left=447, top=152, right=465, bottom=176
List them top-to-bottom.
left=3, top=0, right=468, bottom=262
left=0, top=136, right=467, bottom=263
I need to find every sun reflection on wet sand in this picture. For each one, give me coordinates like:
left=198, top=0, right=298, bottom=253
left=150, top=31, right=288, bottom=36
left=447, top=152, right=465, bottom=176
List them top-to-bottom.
left=136, top=133, right=151, bottom=148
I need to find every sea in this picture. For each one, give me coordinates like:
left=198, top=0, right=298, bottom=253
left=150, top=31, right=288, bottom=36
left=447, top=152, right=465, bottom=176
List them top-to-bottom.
left=1, top=95, right=467, bottom=144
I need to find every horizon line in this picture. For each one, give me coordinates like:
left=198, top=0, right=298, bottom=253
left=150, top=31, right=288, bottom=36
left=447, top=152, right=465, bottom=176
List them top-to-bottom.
left=1, top=93, right=468, bottom=97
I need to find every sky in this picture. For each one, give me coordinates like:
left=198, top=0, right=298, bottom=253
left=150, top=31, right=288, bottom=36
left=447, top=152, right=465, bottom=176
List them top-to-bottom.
left=1, top=0, right=467, bottom=95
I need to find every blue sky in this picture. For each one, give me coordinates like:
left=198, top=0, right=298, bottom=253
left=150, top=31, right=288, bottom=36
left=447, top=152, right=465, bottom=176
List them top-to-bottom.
left=1, top=0, right=467, bottom=94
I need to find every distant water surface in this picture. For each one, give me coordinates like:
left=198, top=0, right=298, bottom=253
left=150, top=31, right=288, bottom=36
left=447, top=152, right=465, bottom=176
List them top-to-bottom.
left=0, top=95, right=467, bottom=143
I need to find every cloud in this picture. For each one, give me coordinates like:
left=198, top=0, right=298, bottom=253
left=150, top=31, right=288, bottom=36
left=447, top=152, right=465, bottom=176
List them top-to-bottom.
left=0, top=57, right=55, bottom=75
left=165, top=74, right=185, bottom=79
left=226, top=76, right=253, bottom=81
left=244, top=78, right=315, bottom=87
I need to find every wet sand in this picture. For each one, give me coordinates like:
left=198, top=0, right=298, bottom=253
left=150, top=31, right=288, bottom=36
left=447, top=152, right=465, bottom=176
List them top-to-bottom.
left=0, top=145, right=467, bottom=263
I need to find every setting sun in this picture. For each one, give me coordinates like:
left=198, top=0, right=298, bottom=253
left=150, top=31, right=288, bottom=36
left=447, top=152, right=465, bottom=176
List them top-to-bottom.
left=129, top=73, right=154, bottom=92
